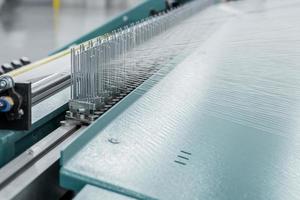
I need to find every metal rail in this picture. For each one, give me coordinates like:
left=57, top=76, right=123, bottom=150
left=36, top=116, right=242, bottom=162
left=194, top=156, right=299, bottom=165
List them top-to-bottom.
left=31, top=73, right=71, bottom=105
left=0, top=123, right=86, bottom=199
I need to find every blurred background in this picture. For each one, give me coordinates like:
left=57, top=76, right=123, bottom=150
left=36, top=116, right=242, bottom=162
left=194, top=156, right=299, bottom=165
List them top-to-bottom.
left=0, top=0, right=139, bottom=65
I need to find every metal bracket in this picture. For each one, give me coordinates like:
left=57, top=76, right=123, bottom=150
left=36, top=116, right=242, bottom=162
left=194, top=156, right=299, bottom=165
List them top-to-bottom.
left=0, top=82, right=32, bottom=131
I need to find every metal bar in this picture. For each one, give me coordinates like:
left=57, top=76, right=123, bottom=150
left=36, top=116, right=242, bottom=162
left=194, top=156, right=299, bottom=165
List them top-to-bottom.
left=31, top=73, right=71, bottom=105
left=0, top=124, right=81, bottom=191
left=0, top=125, right=86, bottom=200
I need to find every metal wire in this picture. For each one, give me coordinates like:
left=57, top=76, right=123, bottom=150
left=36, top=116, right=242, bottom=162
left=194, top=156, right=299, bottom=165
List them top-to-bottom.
left=69, top=0, right=215, bottom=118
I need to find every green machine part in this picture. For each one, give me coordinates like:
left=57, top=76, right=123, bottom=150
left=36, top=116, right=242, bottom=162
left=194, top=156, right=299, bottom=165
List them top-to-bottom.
left=0, top=0, right=167, bottom=168
left=74, top=185, right=136, bottom=200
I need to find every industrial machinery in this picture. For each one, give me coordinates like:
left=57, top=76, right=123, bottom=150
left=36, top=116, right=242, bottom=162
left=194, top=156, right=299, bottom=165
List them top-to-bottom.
left=1, top=0, right=300, bottom=199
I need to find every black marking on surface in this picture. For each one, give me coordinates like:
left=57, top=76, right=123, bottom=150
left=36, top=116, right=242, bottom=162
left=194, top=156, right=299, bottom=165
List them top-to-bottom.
left=180, top=150, right=192, bottom=155
left=177, top=155, right=189, bottom=160
left=174, top=160, right=186, bottom=166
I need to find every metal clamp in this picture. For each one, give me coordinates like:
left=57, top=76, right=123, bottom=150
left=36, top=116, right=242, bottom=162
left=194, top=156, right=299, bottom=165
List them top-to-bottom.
left=0, top=75, right=32, bottom=130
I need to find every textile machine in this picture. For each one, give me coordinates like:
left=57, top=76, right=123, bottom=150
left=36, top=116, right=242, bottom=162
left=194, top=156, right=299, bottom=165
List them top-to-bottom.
left=1, top=0, right=300, bottom=199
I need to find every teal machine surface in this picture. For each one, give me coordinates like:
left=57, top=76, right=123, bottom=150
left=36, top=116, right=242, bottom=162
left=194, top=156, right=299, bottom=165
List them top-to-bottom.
left=0, top=0, right=168, bottom=167
left=1, top=0, right=300, bottom=199
left=60, top=0, right=300, bottom=199
left=74, top=185, right=135, bottom=200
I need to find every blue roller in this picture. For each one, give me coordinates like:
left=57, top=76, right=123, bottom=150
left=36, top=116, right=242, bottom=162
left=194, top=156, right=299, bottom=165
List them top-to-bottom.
left=0, top=97, right=13, bottom=113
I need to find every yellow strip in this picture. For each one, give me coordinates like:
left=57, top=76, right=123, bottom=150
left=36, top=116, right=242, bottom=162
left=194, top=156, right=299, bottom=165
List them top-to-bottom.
left=53, top=0, right=61, bottom=10
left=8, top=34, right=110, bottom=78
left=8, top=50, right=70, bottom=77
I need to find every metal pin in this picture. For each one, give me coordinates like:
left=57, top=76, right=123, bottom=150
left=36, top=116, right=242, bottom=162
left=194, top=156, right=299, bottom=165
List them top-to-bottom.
left=69, top=0, right=211, bottom=120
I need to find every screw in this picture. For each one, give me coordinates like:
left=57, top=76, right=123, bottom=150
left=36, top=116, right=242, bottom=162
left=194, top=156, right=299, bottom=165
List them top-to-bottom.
left=0, top=80, right=7, bottom=89
left=18, top=109, right=24, bottom=116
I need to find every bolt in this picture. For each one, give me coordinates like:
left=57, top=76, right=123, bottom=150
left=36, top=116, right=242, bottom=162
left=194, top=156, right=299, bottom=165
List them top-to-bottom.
left=0, top=80, right=7, bottom=89
left=18, top=109, right=24, bottom=116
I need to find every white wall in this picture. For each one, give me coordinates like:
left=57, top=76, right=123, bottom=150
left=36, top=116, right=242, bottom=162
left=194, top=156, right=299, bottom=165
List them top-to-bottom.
left=19, top=0, right=139, bottom=8
left=61, top=0, right=137, bottom=8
